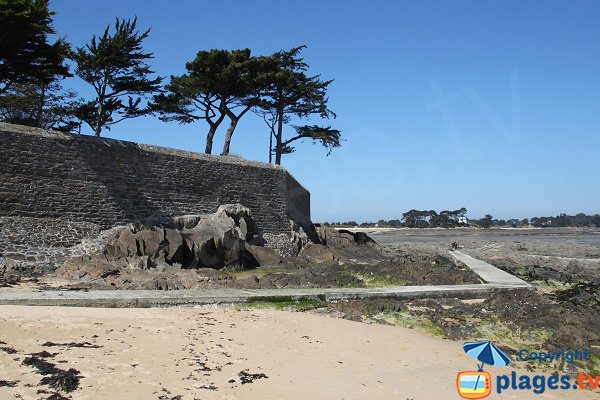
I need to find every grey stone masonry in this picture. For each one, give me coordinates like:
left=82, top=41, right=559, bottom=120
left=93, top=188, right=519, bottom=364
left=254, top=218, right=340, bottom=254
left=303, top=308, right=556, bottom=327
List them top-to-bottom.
left=0, top=123, right=312, bottom=264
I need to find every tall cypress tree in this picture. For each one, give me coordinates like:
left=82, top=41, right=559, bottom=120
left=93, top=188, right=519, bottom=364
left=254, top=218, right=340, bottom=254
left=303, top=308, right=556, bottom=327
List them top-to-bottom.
left=0, top=0, right=70, bottom=94
left=71, top=17, right=162, bottom=136
left=255, top=46, right=340, bottom=165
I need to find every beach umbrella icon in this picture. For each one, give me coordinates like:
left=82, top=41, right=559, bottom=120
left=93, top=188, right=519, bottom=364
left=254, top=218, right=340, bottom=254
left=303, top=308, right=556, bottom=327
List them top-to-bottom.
left=462, top=341, right=511, bottom=397
left=463, top=341, right=512, bottom=371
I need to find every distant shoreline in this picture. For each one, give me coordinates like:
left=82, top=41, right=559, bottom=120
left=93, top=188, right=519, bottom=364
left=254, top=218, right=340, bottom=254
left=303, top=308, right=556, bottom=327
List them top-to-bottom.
left=335, top=226, right=600, bottom=234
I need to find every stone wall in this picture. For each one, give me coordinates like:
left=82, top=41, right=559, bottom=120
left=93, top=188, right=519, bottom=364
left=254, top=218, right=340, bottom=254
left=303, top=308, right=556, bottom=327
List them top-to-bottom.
left=0, top=123, right=312, bottom=267
left=286, top=173, right=311, bottom=227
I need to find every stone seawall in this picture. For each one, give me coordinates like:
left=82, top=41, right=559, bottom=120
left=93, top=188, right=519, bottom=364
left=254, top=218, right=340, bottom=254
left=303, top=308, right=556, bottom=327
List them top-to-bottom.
left=0, top=123, right=312, bottom=268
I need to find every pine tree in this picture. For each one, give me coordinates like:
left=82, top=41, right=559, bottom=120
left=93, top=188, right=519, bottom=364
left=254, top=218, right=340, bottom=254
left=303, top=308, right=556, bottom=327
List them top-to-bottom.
left=0, top=0, right=70, bottom=94
left=71, top=17, right=162, bottom=136
left=255, top=46, right=340, bottom=164
left=152, top=49, right=264, bottom=155
left=0, top=81, right=80, bottom=131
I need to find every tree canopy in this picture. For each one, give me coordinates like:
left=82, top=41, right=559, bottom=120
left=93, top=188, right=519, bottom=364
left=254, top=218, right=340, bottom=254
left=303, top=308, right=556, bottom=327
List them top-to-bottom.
left=0, top=0, right=70, bottom=95
left=0, top=0, right=75, bottom=130
left=2, top=9, right=342, bottom=165
left=71, top=17, right=162, bottom=136
left=254, top=46, right=340, bottom=164
left=152, top=49, right=265, bottom=154
left=0, top=80, right=80, bottom=130
left=280, top=125, right=342, bottom=156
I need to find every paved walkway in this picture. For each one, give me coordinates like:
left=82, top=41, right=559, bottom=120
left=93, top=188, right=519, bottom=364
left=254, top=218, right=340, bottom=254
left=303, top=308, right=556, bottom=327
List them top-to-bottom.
left=449, top=250, right=532, bottom=286
left=0, top=251, right=531, bottom=308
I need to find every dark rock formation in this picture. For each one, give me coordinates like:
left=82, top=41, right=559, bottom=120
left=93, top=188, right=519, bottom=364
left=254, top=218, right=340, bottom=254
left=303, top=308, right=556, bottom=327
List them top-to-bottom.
left=98, top=204, right=260, bottom=270
left=301, top=225, right=388, bottom=265
left=299, top=243, right=340, bottom=264
left=245, top=245, right=283, bottom=267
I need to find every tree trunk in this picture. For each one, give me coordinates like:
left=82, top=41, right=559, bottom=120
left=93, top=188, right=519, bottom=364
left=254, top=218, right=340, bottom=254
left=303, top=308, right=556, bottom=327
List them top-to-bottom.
left=95, top=81, right=107, bottom=137
left=35, top=83, right=46, bottom=128
left=94, top=102, right=103, bottom=137
left=221, top=104, right=251, bottom=156
left=204, top=107, right=226, bottom=154
left=275, top=107, right=284, bottom=165
left=221, top=117, right=238, bottom=155
left=205, top=125, right=217, bottom=154
left=268, top=128, right=273, bottom=163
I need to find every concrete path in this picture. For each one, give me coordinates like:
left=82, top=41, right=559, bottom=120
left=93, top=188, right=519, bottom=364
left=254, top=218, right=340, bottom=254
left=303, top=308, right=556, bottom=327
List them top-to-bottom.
left=449, top=250, right=532, bottom=286
left=0, top=251, right=531, bottom=308
left=0, top=283, right=530, bottom=308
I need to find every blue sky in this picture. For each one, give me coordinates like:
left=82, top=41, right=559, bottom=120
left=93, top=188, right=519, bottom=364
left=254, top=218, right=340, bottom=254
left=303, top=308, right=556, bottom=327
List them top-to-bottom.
left=50, top=0, right=600, bottom=222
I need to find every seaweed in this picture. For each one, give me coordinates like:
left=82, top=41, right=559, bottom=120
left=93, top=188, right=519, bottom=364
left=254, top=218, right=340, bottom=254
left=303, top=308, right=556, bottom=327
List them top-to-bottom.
left=550, top=281, right=599, bottom=307
left=42, top=341, right=101, bottom=349
left=0, top=346, right=17, bottom=354
left=31, top=351, right=58, bottom=358
left=22, top=355, right=81, bottom=392
left=22, top=356, right=58, bottom=375
left=40, top=368, right=81, bottom=392
left=238, top=370, right=268, bottom=384
left=45, top=393, right=70, bottom=400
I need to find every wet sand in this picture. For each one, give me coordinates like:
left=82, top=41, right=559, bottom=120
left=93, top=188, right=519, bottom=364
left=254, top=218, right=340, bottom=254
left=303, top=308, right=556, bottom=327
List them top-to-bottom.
left=368, top=227, right=600, bottom=246
left=369, top=228, right=600, bottom=282
left=1, top=305, right=597, bottom=400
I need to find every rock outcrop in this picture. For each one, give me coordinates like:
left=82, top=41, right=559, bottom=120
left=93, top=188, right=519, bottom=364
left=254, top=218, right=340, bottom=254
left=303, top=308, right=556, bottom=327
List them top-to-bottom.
left=97, top=204, right=274, bottom=270
left=297, top=226, right=387, bottom=265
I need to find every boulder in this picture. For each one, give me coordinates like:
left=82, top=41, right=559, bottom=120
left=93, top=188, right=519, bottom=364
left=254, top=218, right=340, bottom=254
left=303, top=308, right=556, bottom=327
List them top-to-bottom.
left=216, top=204, right=257, bottom=239
left=192, top=210, right=244, bottom=267
left=171, top=214, right=203, bottom=230
left=290, top=220, right=310, bottom=254
left=314, top=225, right=387, bottom=264
left=317, top=226, right=354, bottom=248
left=101, top=227, right=140, bottom=260
left=102, top=227, right=165, bottom=260
left=116, top=228, right=138, bottom=257
left=135, top=228, right=164, bottom=257
left=164, top=228, right=184, bottom=264
left=180, top=229, right=220, bottom=268
left=344, top=230, right=378, bottom=246
left=300, top=243, right=338, bottom=264
left=246, top=245, right=283, bottom=267
left=0, top=257, right=22, bottom=286
left=57, top=257, right=122, bottom=280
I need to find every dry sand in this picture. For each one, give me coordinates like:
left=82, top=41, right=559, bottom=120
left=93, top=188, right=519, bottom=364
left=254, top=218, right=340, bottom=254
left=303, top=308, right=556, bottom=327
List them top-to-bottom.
left=1, top=305, right=598, bottom=400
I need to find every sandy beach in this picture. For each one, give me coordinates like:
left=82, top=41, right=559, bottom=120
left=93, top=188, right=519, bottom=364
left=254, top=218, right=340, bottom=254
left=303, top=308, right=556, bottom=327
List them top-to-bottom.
left=1, top=305, right=597, bottom=400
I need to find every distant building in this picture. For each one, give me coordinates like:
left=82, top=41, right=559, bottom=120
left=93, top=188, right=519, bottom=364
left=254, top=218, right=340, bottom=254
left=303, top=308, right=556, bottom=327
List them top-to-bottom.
left=458, top=216, right=468, bottom=225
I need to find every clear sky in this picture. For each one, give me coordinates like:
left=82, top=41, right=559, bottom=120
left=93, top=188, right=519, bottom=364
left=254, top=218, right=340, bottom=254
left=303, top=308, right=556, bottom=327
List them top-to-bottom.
left=50, top=0, right=600, bottom=222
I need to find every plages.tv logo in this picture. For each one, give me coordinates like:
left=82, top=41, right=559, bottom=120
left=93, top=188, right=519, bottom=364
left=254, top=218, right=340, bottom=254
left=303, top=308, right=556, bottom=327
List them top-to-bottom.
left=457, top=341, right=511, bottom=399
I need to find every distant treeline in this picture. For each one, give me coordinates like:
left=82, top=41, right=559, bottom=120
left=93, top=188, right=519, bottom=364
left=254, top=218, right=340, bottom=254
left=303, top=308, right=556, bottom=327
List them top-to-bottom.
left=321, top=211, right=600, bottom=228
